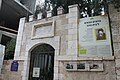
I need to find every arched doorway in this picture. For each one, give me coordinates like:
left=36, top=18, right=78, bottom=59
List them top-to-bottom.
left=29, top=44, right=55, bottom=80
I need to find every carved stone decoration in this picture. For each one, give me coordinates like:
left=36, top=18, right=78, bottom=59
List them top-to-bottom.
left=57, top=6, right=64, bottom=15
left=31, top=21, right=55, bottom=39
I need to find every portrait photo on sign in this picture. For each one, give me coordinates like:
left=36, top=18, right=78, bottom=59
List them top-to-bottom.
left=95, top=28, right=106, bottom=40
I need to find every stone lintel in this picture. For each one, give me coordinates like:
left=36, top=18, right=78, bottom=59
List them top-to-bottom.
left=57, top=56, right=115, bottom=61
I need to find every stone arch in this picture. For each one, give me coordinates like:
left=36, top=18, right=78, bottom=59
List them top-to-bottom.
left=22, top=36, right=60, bottom=80
left=27, top=42, right=56, bottom=53
left=28, top=43, right=55, bottom=80
left=28, top=43, right=55, bottom=53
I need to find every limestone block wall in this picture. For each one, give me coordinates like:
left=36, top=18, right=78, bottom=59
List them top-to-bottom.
left=0, top=0, right=2, bottom=9
left=1, top=4, right=120, bottom=80
left=15, top=4, right=119, bottom=80
left=58, top=4, right=116, bottom=80
left=109, top=4, right=120, bottom=80
left=13, top=12, right=69, bottom=79
left=0, top=60, right=24, bottom=80
left=59, top=61, right=116, bottom=80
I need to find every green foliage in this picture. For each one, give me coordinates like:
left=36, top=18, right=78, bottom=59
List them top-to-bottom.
left=35, top=0, right=120, bottom=18
left=43, top=0, right=101, bottom=17
left=47, top=0, right=120, bottom=16
left=48, top=0, right=120, bottom=9
left=4, top=39, right=16, bottom=60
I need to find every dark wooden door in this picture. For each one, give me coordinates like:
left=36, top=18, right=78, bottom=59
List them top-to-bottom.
left=29, top=44, right=55, bottom=80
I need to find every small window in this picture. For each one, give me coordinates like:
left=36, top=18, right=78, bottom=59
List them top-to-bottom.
left=1, top=35, right=16, bottom=60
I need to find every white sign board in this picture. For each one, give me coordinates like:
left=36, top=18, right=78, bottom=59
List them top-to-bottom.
left=78, top=16, right=112, bottom=56
left=0, top=44, right=5, bottom=73
left=32, top=67, right=40, bottom=77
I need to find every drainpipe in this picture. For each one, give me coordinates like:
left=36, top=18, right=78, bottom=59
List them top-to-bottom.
left=0, top=0, right=2, bottom=10
left=105, top=0, right=114, bottom=55
left=0, top=31, right=2, bottom=43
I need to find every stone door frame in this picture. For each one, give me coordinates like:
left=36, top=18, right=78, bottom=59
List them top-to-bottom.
left=22, top=36, right=60, bottom=80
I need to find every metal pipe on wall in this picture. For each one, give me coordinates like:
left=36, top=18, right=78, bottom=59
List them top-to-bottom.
left=0, top=0, right=2, bottom=10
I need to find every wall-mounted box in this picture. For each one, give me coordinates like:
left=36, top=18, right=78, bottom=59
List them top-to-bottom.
left=65, top=62, right=77, bottom=71
left=65, top=62, right=104, bottom=72
left=65, top=62, right=89, bottom=71
left=77, top=63, right=89, bottom=71
left=77, top=63, right=85, bottom=69
left=89, top=63, right=104, bottom=71
left=66, top=64, right=73, bottom=69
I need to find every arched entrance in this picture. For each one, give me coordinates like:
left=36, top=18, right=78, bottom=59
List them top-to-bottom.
left=29, top=44, right=55, bottom=80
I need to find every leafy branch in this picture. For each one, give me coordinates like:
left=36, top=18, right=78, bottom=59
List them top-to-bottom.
left=34, top=0, right=120, bottom=18
left=4, top=39, right=16, bottom=60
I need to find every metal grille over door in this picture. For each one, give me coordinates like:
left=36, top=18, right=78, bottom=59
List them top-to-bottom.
left=29, top=44, right=55, bottom=80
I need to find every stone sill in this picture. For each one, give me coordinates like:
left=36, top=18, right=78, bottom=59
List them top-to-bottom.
left=31, top=36, right=54, bottom=40
left=14, top=56, right=115, bottom=61
left=57, top=56, right=115, bottom=61
left=66, top=69, right=104, bottom=72
left=66, top=69, right=96, bottom=72
left=66, top=69, right=77, bottom=72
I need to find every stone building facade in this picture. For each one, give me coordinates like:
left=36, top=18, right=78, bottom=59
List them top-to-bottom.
left=1, top=4, right=120, bottom=80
